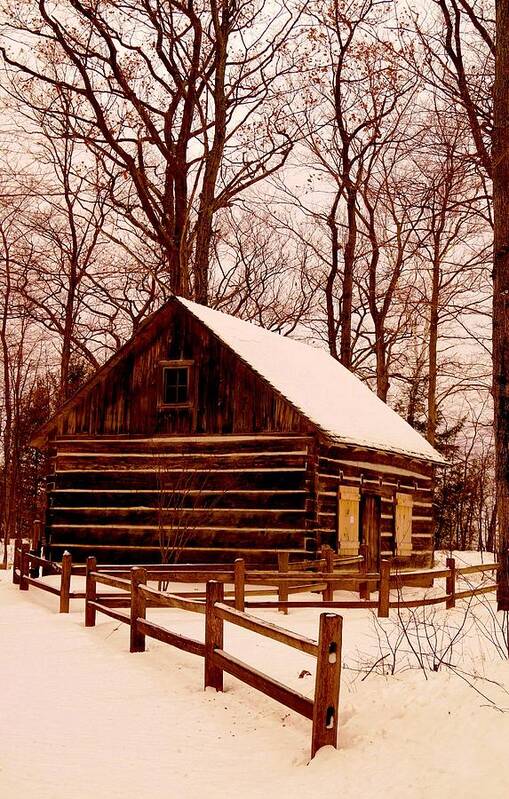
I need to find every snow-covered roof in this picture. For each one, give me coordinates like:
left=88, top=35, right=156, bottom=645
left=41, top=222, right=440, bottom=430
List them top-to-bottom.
left=178, top=297, right=445, bottom=464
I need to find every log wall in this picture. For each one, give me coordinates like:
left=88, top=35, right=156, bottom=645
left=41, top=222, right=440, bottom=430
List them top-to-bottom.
left=46, top=434, right=317, bottom=565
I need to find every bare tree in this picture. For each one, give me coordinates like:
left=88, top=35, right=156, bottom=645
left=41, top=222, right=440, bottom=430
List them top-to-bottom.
left=1, top=0, right=303, bottom=303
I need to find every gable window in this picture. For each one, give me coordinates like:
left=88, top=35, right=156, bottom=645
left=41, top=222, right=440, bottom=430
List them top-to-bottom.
left=160, top=361, right=194, bottom=407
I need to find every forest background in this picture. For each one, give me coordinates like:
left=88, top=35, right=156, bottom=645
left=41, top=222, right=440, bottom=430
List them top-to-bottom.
left=0, top=0, right=497, bottom=557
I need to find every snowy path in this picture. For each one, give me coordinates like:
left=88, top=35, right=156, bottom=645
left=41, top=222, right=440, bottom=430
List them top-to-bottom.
left=1, top=568, right=509, bottom=798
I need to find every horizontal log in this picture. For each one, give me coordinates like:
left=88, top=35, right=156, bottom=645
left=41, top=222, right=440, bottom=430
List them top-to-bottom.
left=55, top=435, right=312, bottom=455
left=318, top=443, right=434, bottom=477
left=56, top=453, right=308, bottom=472
left=318, top=457, right=431, bottom=485
left=53, top=469, right=308, bottom=492
left=317, top=474, right=432, bottom=503
left=50, top=489, right=307, bottom=511
left=49, top=507, right=307, bottom=529
left=411, top=520, right=434, bottom=537
left=49, top=526, right=308, bottom=551
left=411, top=534, right=434, bottom=551
left=47, top=544, right=310, bottom=567
left=25, top=553, right=62, bottom=573
left=99, top=563, right=237, bottom=574
left=456, top=563, right=500, bottom=576
left=390, top=568, right=450, bottom=582
left=245, top=571, right=378, bottom=583
left=91, top=573, right=132, bottom=591
left=26, top=579, right=61, bottom=596
left=176, top=583, right=321, bottom=599
left=139, top=584, right=205, bottom=614
left=455, top=585, right=497, bottom=600
left=96, top=594, right=132, bottom=608
left=389, top=595, right=448, bottom=609
left=244, top=600, right=379, bottom=609
left=88, top=602, right=131, bottom=624
left=213, top=603, right=318, bottom=657
left=136, top=618, right=205, bottom=657
left=212, top=649, right=314, bottom=720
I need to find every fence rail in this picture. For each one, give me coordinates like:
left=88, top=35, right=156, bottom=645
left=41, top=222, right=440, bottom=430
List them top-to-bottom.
left=13, top=541, right=501, bottom=619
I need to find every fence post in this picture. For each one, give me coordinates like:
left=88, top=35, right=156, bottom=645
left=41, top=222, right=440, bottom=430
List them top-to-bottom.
left=31, top=519, right=42, bottom=578
left=12, top=539, right=21, bottom=585
left=20, top=542, right=30, bottom=591
left=359, top=543, right=370, bottom=600
left=321, top=545, right=334, bottom=603
left=497, top=549, right=509, bottom=611
left=59, top=551, right=72, bottom=613
left=278, top=552, right=289, bottom=614
left=85, top=556, right=97, bottom=627
left=446, top=557, right=456, bottom=609
left=234, top=558, right=245, bottom=612
left=378, top=559, right=390, bottom=618
left=130, top=567, right=147, bottom=653
left=205, top=581, right=224, bottom=692
left=311, top=612, right=342, bottom=759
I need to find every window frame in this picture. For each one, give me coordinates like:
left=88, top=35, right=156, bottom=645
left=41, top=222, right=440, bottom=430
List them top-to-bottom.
left=158, top=359, right=195, bottom=410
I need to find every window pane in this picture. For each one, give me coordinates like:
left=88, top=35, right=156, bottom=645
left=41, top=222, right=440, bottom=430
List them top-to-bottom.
left=163, top=367, right=189, bottom=404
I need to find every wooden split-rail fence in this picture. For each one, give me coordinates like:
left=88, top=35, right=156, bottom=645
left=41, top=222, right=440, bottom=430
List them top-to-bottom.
left=10, top=541, right=502, bottom=758
left=12, top=541, right=501, bottom=619
left=85, top=562, right=342, bottom=758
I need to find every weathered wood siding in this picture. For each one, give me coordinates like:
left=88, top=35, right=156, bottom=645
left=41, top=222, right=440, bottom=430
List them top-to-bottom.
left=51, top=305, right=310, bottom=439
left=46, top=434, right=317, bottom=564
left=317, top=442, right=435, bottom=569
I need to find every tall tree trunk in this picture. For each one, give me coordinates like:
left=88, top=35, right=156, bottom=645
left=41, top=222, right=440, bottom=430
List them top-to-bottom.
left=493, top=0, right=509, bottom=609
left=340, top=187, right=356, bottom=368
left=326, top=192, right=341, bottom=360
left=0, top=230, right=13, bottom=566
left=427, top=253, right=440, bottom=446
left=60, top=267, right=77, bottom=402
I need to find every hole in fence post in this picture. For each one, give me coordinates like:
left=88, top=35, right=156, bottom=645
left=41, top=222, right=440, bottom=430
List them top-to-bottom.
left=311, top=612, right=342, bottom=759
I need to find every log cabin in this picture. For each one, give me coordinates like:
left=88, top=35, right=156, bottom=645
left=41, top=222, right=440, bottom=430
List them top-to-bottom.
left=31, top=296, right=445, bottom=567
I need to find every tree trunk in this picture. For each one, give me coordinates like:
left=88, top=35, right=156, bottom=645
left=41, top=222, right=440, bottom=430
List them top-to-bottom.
left=493, top=0, right=509, bottom=609
left=339, top=187, right=356, bottom=369
left=326, top=192, right=341, bottom=360
left=427, top=252, right=440, bottom=446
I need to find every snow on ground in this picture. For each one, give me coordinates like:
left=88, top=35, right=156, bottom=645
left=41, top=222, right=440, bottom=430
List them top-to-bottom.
left=1, top=554, right=509, bottom=798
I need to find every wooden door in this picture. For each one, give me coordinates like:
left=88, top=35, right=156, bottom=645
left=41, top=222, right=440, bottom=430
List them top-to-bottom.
left=361, top=493, right=381, bottom=572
